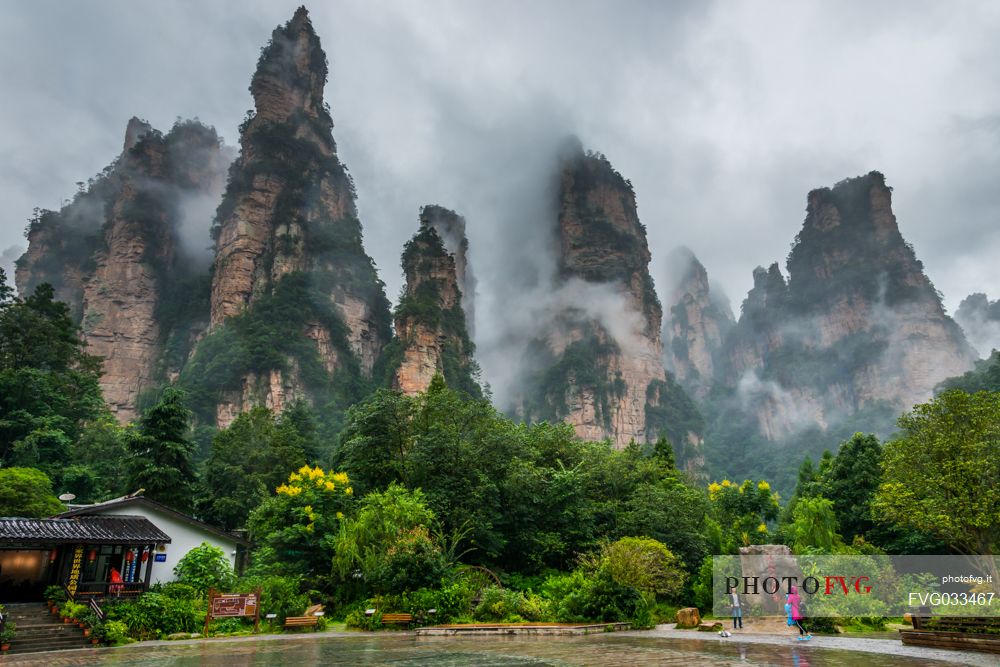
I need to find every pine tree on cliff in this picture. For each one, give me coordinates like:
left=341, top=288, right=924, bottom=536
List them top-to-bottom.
left=188, top=7, right=392, bottom=427
left=383, top=208, right=481, bottom=398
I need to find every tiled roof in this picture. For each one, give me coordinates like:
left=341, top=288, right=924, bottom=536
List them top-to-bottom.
left=56, top=495, right=249, bottom=546
left=0, top=515, right=171, bottom=545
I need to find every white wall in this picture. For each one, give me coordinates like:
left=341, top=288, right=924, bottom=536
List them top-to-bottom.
left=96, top=505, right=239, bottom=586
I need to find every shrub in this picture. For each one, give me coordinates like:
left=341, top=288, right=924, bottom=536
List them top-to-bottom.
left=597, top=537, right=685, bottom=599
left=173, top=543, right=235, bottom=595
left=541, top=570, right=645, bottom=624
left=236, top=574, right=308, bottom=623
left=157, top=582, right=198, bottom=601
left=344, top=582, right=476, bottom=629
left=44, top=585, right=67, bottom=603
left=472, top=586, right=550, bottom=623
left=104, top=593, right=203, bottom=640
left=60, top=601, right=86, bottom=620
left=345, top=606, right=381, bottom=630
left=208, top=617, right=251, bottom=635
left=102, top=620, right=132, bottom=645
left=0, top=621, right=16, bottom=645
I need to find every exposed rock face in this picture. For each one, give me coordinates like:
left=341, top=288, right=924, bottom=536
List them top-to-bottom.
left=206, top=7, right=390, bottom=423
left=16, top=118, right=227, bottom=422
left=521, top=141, right=701, bottom=453
left=721, top=172, right=976, bottom=440
left=419, top=205, right=476, bottom=337
left=390, top=210, right=479, bottom=397
left=663, top=247, right=734, bottom=397
left=954, top=292, right=1000, bottom=357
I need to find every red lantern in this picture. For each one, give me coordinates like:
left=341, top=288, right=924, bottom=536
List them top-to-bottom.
left=49, top=549, right=57, bottom=563
left=88, top=549, right=97, bottom=563
left=125, top=550, right=135, bottom=563
left=141, top=551, right=149, bottom=563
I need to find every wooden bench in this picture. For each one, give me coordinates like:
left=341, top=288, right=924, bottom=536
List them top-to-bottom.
left=381, top=613, right=413, bottom=626
left=284, top=616, right=319, bottom=630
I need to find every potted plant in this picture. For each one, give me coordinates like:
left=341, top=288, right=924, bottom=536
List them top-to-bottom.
left=45, top=585, right=67, bottom=613
left=80, top=608, right=98, bottom=636
left=90, top=620, right=106, bottom=645
left=1, top=621, right=16, bottom=651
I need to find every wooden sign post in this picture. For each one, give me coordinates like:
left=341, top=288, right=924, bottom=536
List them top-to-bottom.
left=203, top=588, right=262, bottom=634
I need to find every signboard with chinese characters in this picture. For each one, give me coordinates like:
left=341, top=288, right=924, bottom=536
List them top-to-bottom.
left=66, top=545, right=84, bottom=597
left=204, top=589, right=261, bottom=632
left=211, top=592, right=259, bottom=618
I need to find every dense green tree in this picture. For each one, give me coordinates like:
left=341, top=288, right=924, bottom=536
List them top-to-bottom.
left=0, top=276, right=105, bottom=470
left=126, top=387, right=196, bottom=512
left=334, top=389, right=415, bottom=492
left=874, top=390, right=1000, bottom=558
left=200, top=406, right=309, bottom=529
left=61, top=417, right=131, bottom=503
left=821, top=433, right=881, bottom=542
left=0, top=467, right=64, bottom=516
left=332, top=483, right=448, bottom=595
left=789, top=496, right=842, bottom=552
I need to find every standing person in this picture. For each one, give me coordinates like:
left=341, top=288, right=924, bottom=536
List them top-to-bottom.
left=108, top=566, right=123, bottom=596
left=786, top=585, right=811, bottom=640
left=730, top=590, right=743, bottom=629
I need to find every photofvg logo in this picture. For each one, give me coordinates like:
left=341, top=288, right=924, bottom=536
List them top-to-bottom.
left=711, top=554, right=1000, bottom=618
left=726, top=574, right=872, bottom=596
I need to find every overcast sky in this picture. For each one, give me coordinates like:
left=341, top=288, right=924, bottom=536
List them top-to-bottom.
left=2, top=0, right=999, bottom=323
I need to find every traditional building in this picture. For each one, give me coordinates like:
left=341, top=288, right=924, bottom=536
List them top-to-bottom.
left=0, top=495, right=247, bottom=602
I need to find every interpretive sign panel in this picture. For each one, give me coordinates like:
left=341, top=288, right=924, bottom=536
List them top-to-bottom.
left=205, top=588, right=261, bottom=632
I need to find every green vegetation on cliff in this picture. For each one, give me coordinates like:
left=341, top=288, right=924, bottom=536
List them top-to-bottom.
left=380, top=223, right=481, bottom=398
left=179, top=272, right=367, bottom=432
left=520, top=326, right=624, bottom=432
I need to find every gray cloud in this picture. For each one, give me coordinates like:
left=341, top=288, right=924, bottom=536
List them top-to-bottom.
left=2, top=0, right=999, bottom=390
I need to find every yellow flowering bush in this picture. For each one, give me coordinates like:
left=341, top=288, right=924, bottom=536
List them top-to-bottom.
left=247, top=466, right=356, bottom=577
left=707, top=477, right=780, bottom=550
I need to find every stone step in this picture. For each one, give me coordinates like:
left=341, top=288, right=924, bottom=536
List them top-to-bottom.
left=14, top=628, right=88, bottom=636
left=7, top=636, right=95, bottom=654
left=8, top=640, right=94, bottom=652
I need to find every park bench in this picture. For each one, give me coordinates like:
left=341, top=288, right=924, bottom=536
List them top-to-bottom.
left=284, top=604, right=324, bottom=630
left=381, top=613, right=413, bottom=626
left=284, top=616, right=318, bottom=630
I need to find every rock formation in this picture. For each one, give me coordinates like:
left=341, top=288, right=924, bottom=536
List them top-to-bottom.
left=203, top=7, right=391, bottom=425
left=16, top=117, right=227, bottom=422
left=521, top=140, right=702, bottom=454
left=721, top=171, right=976, bottom=440
left=419, top=205, right=476, bottom=337
left=389, top=208, right=480, bottom=397
left=663, top=247, right=734, bottom=397
left=954, top=292, right=1000, bottom=357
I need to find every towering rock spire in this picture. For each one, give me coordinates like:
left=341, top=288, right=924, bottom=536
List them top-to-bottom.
left=204, top=7, right=391, bottom=426
left=16, top=118, right=228, bottom=422
left=521, top=141, right=702, bottom=452
left=721, top=171, right=976, bottom=439
left=419, top=205, right=476, bottom=337
left=389, top=208, right=480, bottom=397
left=663, top=247, right=734, bottom=397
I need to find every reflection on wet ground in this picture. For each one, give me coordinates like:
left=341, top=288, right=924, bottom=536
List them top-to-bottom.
left=0, top=633, right=972, bottom=666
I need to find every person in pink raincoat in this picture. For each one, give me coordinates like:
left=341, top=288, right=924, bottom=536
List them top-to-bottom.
left=786, top=585, right=811, bottom=640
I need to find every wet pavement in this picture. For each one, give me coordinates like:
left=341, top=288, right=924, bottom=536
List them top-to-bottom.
left=0, top=630, right=992, bottom=666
